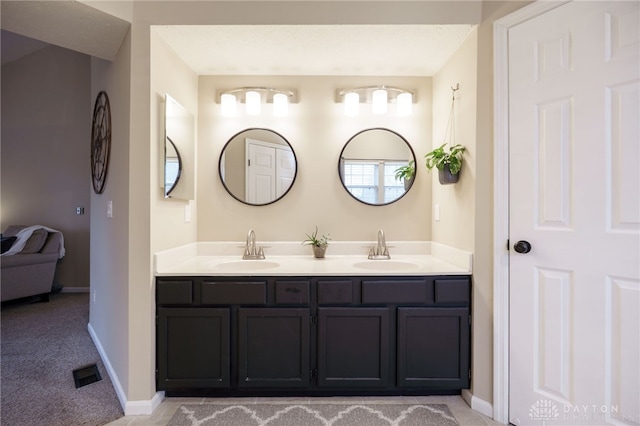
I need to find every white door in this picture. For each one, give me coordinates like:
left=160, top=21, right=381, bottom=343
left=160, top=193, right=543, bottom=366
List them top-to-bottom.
left=508, top=2, right=639, bottom=425
left=246, top=140, right=276, bottom=204
left=276, top=146, right=295, bottom=198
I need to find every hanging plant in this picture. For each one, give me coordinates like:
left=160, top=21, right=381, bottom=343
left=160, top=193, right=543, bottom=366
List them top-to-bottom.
left=424, top=84, right=466, bottom=185
left=394, top=160, right=416, bottom=190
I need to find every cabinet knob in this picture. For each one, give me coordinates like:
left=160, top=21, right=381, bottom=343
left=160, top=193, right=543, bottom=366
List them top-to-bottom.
left=514, top=240, right=532, bottom=254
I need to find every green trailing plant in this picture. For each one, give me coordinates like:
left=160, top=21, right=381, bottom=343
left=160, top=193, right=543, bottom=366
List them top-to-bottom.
left=424, top=143, right=466, bottom=175
left=394, top=160, right=416, bottom=181
left=302, top=226, right=331, bottom=248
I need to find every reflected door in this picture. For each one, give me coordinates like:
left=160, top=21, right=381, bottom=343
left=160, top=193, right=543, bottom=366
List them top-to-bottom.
left=508, top=2, right=639, bottom=425
left=246, top=138, right=294, bottom=204
left=246, top=140, right=276, bottom=204
left=276, top=148, right=295, bottom=198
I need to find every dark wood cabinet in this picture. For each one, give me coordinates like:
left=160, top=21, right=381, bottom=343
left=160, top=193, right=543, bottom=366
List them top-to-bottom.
left=156, top=275, right=471, bottom=396
left=157, top=307, right=230, bottom=390
left=317, top=307, right=390, bottom=388
left=397, top=307, right=470, bottom=389
left=238, top=308, right=310, bottom=388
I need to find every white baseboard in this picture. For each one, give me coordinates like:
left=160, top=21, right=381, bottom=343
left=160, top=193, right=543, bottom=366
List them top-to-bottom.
left=61, top=287, right=90, bottom=293
left=87, top=323, right=165, bottom=416
left=461, top=389, right=494, bottom=420
left=125, top=392, right=165, bottom=416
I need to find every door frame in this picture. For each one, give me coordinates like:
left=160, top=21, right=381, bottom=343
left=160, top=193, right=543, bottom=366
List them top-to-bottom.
left=492, top=1, right=570, bottom=423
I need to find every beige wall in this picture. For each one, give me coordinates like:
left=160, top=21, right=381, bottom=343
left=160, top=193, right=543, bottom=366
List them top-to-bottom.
left=89, top=28, right=132, bottom=403
left=432, top=28, right=487, bottom=402
left=150, top=29, right=199, bottom=252
left=431, top=31, right=478, bottom=252
left=1, top=44, right=91, bottom=288
left=198, top=75, right=432, bottom=242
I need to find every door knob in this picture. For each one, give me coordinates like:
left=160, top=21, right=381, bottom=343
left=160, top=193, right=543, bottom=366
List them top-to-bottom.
left=514, top=240, right=532, bottom=254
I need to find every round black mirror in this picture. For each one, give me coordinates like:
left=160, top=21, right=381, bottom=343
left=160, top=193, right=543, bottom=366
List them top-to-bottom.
left=219, top=128, right=297, bottom=206
left=338, top=128, right=416, bottom=205
left=164, top=137, right=182, bottom=197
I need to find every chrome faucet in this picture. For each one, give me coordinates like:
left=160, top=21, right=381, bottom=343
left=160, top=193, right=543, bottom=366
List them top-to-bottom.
left=243, top=229, right=265, bottom=260
left=368, top=229, right=391, bottom=260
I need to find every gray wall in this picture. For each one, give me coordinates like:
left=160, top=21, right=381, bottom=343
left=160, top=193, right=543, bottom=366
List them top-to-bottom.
left=1, top=44, right=91, bottom=289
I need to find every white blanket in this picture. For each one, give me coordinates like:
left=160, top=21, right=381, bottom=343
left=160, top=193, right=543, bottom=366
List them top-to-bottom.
left=1, top=225, right=65, bottom=258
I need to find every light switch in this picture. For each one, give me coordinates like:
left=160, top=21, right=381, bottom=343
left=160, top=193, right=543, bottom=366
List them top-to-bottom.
left=107, top=201, right=113, bottom=218
left=434, top=204, right=440, bottom=221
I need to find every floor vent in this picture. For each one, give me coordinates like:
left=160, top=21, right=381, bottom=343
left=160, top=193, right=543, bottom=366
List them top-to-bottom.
left=72, top=364, right=102, bottom=389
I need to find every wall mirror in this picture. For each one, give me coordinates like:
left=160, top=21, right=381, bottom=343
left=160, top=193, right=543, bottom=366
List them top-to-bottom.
left=163, top=94, right=195, bottom=200
left=219, top=128, right=297, bottom=206
left=338, top=128, right=416, bottom=205
left=164, top=137, right=182, bottom=196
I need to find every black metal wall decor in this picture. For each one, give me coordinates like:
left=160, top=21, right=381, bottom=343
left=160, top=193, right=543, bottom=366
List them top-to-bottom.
left=91, top=91, right=112, bottom=194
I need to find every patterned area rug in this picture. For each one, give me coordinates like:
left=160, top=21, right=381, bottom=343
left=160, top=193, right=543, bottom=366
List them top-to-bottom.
left=168, top=403, right=459, bottom=426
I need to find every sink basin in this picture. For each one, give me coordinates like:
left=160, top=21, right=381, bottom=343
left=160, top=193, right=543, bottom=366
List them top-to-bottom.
left=212, top=260, right=280, bottom=271
left=353, top=260, right=419, bottom=271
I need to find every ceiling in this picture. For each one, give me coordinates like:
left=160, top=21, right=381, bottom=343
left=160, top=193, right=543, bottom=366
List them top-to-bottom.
left=0, top=0, right=129, bottom=62
left=1, top=0, right=476, bottom=77
left=154, top=24, right=476, bottom=76
left=1, top=29, right=49, bottom=65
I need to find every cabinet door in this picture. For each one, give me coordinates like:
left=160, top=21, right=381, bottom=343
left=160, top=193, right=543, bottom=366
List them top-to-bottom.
left=157, top=307, right=230, bottom=390
left=317, top=307, right=391, bottom=388
left=397, top=307, right=470, bottom=389
left=237, top=308, right=310, bottom=388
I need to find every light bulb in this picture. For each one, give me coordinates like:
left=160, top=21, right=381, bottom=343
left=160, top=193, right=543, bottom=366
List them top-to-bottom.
left=372, top=89, right=388, bottom=114
left=245, top=91, right=261, bottom=115
left=344, top=92, right=359, bottom=117
left=396, top=92, right=412, bottom=116
left=221, top=93, right=237, bottom=117
left=273, top=93, right=288, bottom=117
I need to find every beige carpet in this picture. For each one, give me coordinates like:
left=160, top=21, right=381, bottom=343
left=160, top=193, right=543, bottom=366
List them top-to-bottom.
left=1, top=293, right=123, bottom=425
left=169, top=403, right=460, bottom=426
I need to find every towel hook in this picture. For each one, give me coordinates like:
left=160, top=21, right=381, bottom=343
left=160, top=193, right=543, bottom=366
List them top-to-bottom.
left=451, top=83, right=460, bottom=100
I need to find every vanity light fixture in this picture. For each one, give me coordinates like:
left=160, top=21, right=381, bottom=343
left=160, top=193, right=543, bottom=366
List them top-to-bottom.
left=336, top=86, right=415, bottom=117
left=216, top=87, right=298, bottom=117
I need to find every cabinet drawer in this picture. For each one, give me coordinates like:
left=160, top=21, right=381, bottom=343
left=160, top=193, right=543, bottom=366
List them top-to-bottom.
left=434, top=279, right=470, bottom=304
left=157, top=280, right=193, bottom=305
left=275, top=280, right=310, bottom=305
left=318, top=280, right=353, bottom=304
left=362, top=280, right=428, bottom=304
left=201, top=281, right=266, bottom=305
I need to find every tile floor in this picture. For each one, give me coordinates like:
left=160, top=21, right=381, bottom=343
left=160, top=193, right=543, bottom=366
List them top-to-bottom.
left=106, top=395, right=503, bottom=425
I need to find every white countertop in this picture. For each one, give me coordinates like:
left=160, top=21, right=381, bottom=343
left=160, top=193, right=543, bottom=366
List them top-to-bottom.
left=155, top=241, right=472, bottom=277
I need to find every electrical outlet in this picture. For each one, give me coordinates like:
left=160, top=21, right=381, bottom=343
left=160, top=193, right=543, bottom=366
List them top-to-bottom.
left=107, top=201, right=113, bottom=218
left=184, top=204, right=191, bottom=223
left=76, top=207, right=85, bottom=215
left=92, top=290, right=96, bottom=303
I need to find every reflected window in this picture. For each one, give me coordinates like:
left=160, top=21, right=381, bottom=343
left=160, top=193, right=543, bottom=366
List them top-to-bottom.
left=342, top=160, right=406, bottom=204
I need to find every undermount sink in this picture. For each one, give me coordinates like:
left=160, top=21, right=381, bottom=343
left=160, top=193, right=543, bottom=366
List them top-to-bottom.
left=212, top=260, right=280, bottom=271
left=353, top=260, right=419, bottom=271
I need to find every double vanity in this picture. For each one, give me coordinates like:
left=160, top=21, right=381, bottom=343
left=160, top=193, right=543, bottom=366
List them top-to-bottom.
left=155, top=238, right=472, bottom=397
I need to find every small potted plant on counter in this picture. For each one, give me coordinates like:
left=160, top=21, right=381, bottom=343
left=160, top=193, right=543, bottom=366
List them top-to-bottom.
left=424, top=143, right=466, bottom=185
left=394, top=160, right=416, bottom=191
left=302, top=226, right=331, bottom=259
